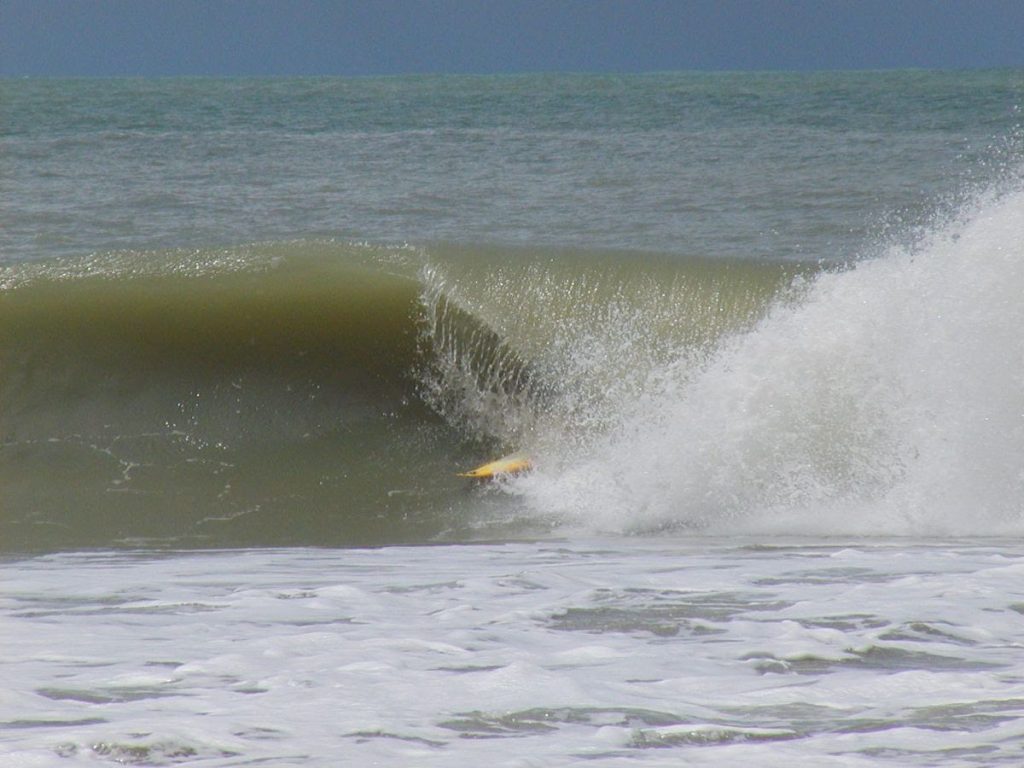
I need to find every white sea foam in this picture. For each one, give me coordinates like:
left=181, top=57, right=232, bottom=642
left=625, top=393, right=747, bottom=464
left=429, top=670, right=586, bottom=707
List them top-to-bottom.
left=3, top=542, right=1023, bottom=766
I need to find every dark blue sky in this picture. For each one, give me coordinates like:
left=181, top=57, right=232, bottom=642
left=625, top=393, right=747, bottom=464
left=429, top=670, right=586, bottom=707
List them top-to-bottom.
left=3, top=0, right=1023, bottom=77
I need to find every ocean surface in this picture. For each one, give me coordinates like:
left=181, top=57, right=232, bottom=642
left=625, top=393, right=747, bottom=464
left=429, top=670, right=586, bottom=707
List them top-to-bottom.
left=2, top=71, right=1023, bottom=765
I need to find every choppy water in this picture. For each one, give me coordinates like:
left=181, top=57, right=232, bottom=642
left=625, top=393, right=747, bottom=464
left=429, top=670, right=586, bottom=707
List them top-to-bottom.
left=2, top=71, right=1024, bottom=765
left=3, top=71, right=1021, bottom=263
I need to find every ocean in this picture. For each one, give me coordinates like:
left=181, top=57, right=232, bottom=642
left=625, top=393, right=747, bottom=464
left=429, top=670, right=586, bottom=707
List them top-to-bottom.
left=2, top=71, right=1023, bottom=765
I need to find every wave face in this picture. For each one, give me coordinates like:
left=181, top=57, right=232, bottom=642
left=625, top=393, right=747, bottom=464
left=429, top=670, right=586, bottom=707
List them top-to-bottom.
left=514, top=186, right=1024, bottom=537
left=0, top=242, right=795, bottom=550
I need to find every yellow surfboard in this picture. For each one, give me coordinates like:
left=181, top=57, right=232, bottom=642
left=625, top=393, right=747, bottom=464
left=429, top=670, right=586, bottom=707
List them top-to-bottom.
left=458, top=452, right=533, bottom=479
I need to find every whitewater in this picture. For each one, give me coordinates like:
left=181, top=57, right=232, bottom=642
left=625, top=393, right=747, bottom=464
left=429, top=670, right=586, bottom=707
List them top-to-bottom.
left=2, top=71, right=1023, bottom=765
left=516, top=185, right=1024, bottom=538
left=4, top=541, right=1024, bottom=767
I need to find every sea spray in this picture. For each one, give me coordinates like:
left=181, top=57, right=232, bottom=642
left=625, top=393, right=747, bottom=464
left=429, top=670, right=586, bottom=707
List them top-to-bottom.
left=514, top=185, right=1024, bottom=536
left=414, top=251, right=794, bottom=456
left=415, top=261, right=546, bottom=448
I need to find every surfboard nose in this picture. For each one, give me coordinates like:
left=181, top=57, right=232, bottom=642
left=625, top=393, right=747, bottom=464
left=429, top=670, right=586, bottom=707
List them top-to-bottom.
left=458, top=453, right=533, bottom=479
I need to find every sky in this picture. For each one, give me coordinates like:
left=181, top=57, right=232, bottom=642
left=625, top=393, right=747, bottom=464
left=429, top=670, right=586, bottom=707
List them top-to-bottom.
left=2, top=0, right=1023, bottom=77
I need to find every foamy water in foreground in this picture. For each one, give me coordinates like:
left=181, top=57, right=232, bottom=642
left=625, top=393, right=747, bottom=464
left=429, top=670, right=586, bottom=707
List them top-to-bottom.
left=4, top=540, right=1024, bottom=767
